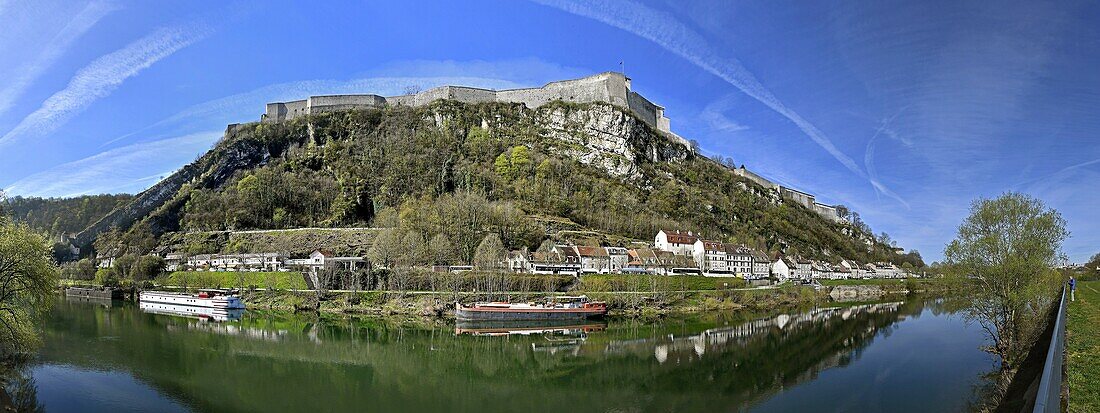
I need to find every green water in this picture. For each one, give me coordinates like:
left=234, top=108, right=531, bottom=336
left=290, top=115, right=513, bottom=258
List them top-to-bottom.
left=11, top=296, right=994, bottom=412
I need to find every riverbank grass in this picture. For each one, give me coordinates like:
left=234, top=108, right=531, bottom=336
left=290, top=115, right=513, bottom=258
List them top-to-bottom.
left=162, top=271, right=308, bottom=290
left=1067, top=281, right=1100, bottom=412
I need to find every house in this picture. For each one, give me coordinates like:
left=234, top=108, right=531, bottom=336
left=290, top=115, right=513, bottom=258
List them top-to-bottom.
left=654, top=230, right=698, bottom=255
left=693, top=240, right=729, bottom=274
left=725, top=245, right=755, bottom=277
left=575, top=246, right=611, bottom=274
left=604, top=247, right=629, bottom=273
left=96, top=248, right=120, bottom=269
left=528, top=248, right=581, bottom=275
left=626, top=248, right=666, bottom=274
left=506, top=249, right=531, bottom=273
left=750, top=250, right=771, bottom=279
left=165, top=253, right=184, bottom=271
left=667, top=253, right=701, bottom=275
left=771, top=257, right=791, bottom=281
left=794, top=258, right=813, bottom=281
left=810, top=261, right=830, bottom=279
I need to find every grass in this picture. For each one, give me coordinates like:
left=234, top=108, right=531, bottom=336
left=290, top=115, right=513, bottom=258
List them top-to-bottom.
left=161, top=271, right=308, bottom=290
left=1067, top=281, right=1100, bottom=412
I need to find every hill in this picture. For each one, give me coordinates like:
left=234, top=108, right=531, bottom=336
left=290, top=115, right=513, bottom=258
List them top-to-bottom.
left=71, top=98, right=918, bottom=266
left=1, top=194, right=132, bottom=236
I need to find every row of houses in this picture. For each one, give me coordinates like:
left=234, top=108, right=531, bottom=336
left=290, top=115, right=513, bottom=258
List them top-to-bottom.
left=654, top=230, right=914, bottom=281
left=163, top=250, right=367, bottom=273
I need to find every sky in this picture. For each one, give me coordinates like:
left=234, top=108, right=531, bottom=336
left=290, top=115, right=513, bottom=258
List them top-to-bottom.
left=1, top=0, right=1098, bottom=263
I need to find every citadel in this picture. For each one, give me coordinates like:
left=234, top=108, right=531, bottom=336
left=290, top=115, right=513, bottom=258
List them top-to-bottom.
left=260, top=72, right=845, bottom=223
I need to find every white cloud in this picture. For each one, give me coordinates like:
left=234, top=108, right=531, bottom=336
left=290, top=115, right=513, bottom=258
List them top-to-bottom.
left=0, top=0, right=116, bottom=116
left=532, top=0, right=871, bottom=183
left=0, top=22, right=210, bottom=151
left=4, top=131, right=220, bottom=197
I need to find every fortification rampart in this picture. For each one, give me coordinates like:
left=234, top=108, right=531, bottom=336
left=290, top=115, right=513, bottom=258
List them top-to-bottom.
left=260, top=72, right=682, bottom=144
left=735, top=166, right=847, bottom=223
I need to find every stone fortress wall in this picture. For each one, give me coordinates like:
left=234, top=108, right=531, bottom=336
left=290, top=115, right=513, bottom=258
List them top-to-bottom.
left=261, top=72, right=687, bottom=146
left=261, top=72, right=843, bottom=224
left=735, top=166, right=846, bottom=223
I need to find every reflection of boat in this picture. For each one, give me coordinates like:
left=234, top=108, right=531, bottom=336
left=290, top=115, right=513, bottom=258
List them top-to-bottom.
left=65, top=286, right=123, bottom=300
left=140, top=290, right=245, bottom=309
left=64, top=295, right=115, bottom=307
left=455, top=296, right=607, bottom=321
left=140, top=301, right=244, bottom=322
left=454, top=320, right=606, bottom=336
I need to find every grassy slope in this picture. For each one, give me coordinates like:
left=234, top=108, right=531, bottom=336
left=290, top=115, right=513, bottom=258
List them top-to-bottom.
left=163, top=271, right=308, bottom=290
left=1067, top=281, right=1100, bottom=412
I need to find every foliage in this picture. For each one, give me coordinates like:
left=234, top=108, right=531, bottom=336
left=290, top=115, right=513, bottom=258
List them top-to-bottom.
left=64, top=100, right=914, bottom=267
left=944, top=192, right=1068, bottom=372
left=1, top=194, right=132, bottom=237
left=0, top=219, right=59, bottom=355
left=94, top=269, right=118, bottom=288
left=164, top=271, right=307, bottom=290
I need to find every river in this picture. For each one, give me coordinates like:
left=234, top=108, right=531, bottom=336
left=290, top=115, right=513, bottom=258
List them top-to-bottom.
left=6, top=296, right=995, bottom=412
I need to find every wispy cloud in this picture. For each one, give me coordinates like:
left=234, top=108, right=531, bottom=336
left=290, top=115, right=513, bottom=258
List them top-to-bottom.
left=531, top=0, right=872, bottom=183
left=0, top=1, right=116, bottom=116
left=0, top=22, right=210, bottom=151
left=699, top=95, right=749, bottom=133
left=863, top=111, right=910, bottom=208
left=4, top=131, right=220, bottom=197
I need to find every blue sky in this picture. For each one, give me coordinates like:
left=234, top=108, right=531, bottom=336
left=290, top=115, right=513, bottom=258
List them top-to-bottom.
left=1, top=0, right=1098, bottom=263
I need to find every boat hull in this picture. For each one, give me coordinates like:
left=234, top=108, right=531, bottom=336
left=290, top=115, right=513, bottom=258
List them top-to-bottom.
left=140, top=291, right=245, bottom=309
left=454, top=305, right=606, bottom=321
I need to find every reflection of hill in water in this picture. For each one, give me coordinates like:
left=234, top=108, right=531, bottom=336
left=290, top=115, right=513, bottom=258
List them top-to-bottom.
left=37, top=298, right=944, bottom=413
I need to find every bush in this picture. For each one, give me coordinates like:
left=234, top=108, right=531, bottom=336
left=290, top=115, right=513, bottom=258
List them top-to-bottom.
left=95, top=269, right=118, bottom=287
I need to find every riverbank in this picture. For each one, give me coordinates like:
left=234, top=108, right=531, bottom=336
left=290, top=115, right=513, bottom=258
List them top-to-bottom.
left=58, top=275, right=955, bottom=319
left=1067, top=280, right=1099, bottom=412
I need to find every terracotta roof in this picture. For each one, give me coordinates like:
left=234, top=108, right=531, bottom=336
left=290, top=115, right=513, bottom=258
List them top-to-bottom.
left=660, top=229, right=698, bottom=245
left=698, top=240, right=724, bottom=252
left=575, top=246, right=609, bottom=257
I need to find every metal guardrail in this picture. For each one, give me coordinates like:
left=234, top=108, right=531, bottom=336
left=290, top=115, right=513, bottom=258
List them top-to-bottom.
left=1033, top=286, right=1067, bottom=413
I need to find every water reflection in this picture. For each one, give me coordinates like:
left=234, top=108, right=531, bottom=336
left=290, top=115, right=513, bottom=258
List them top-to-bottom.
left=19, top=297, right=991, bottom=412
left=139, top=302, right=245, bottom=322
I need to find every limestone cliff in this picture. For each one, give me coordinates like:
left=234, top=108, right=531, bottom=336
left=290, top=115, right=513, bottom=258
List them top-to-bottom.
left=73, top=101, right=691, bottom=251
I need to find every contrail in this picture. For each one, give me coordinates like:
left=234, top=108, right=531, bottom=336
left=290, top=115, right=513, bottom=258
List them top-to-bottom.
left=531, top=0, right=868, bottom=180
left=0, top=22, right=210, bottom=152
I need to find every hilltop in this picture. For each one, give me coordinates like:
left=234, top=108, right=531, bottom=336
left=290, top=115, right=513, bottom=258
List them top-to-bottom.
left=61, top=95, right=915, bottom=266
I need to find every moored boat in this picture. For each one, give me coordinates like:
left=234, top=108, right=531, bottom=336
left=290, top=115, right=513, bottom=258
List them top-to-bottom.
left=139, top=290, right=245, bottom=309
left=455, top=295, right=607, bottom=321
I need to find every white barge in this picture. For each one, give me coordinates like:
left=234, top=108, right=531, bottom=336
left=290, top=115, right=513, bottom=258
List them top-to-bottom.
left=139, top=290, right=245, bottom=310
left=139, top=302, right=244, bottom=322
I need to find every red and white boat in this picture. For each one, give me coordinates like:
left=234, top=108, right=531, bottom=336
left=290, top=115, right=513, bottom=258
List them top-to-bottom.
left=140, top=290, right=245, bottom=310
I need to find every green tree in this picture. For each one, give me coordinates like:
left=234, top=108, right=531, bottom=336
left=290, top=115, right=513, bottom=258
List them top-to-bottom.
left=510, top=146, right=532, bottom=177
left=494, top=152, right=513, bottom=181
left=944, top=192, right=1068, bottom=373
left=0, top=218, right=59, bottom=354
left=1086, top=252, right=1100, bottom=271
left=130, top=255, right=166, bottom=281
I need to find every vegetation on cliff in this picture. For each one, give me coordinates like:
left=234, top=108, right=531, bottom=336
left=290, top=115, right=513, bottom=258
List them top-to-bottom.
left=27, top=99, right=918, bottom=267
